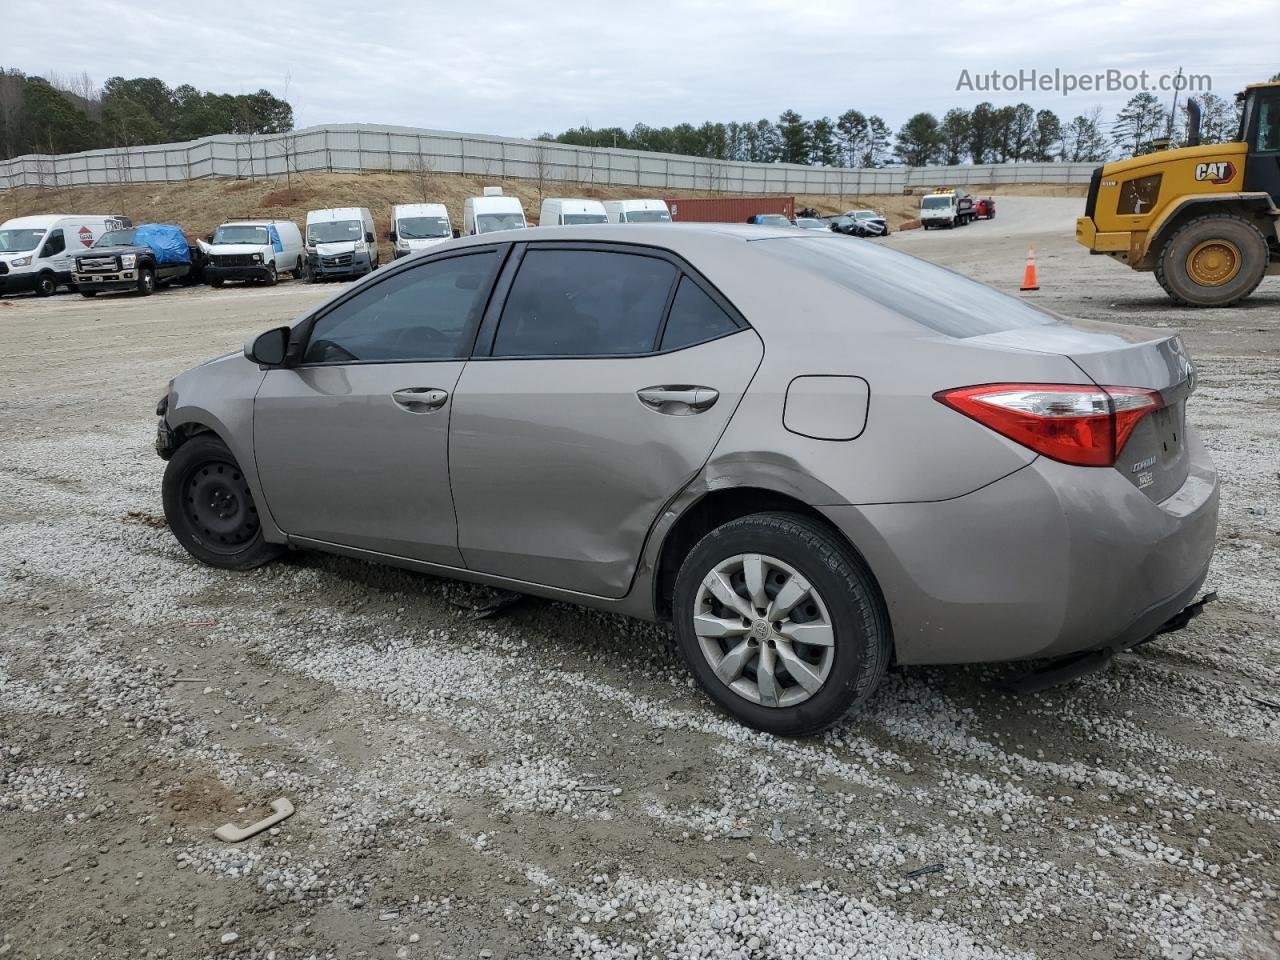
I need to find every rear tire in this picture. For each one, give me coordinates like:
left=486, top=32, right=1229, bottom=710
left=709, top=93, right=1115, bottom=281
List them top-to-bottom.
left=1155, top=214, right=1268, bottom=307
left=162, top=434, right=283, bottom=571
left=672, top=512, right=890, bottom=736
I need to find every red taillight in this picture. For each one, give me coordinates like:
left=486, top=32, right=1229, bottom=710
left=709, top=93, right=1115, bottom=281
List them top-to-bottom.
left=934, top=383, right=1163, bottom=467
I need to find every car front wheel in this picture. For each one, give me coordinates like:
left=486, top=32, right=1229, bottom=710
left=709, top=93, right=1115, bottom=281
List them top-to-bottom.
left=162, top=434, right=283, bottom=570
left=672, top=512, right=890, bottom=736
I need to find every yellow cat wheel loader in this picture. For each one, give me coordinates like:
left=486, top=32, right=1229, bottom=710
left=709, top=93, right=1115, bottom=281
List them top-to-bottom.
left=1076, top=81, right=1280, bottom=307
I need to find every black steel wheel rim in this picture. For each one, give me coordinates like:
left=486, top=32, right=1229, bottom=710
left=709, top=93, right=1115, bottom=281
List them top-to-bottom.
left=182, top=459, right=259, bottom=553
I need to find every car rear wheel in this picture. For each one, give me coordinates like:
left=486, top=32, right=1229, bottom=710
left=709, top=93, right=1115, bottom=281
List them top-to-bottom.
left=1156, top=214, right=1268, bottom=307
left=162, top=434, right=283, bottom=571
left=672, top=512, right=890, bottom=736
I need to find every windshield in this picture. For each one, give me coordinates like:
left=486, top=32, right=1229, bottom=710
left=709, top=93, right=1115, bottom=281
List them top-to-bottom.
left=921, top=197, right=953, bottom=210
left=623, top=209, right=670, bottom=223
left=475, top=213, right=526, bottom=234
left=561, top=213, right=609, bottom=225
left=398, top=216, right=450, bottom=239
left=308, top=220, right=362, bottom=244
left=214, top=225, right=270, bottom=245
left=0, top=228, right=46, bottom=253
left=94, top=229, right=137, bottom=247
left=763, top=236, right=1058, bottom=340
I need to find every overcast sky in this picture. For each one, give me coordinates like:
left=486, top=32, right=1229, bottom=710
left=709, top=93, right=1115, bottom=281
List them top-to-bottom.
left=10, top=0, right=1275, bottom=135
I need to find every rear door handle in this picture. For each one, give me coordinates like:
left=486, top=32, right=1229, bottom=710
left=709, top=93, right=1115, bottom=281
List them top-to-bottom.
left=637, top=386, right=719, bottom=414
left=392, top=387, right=449, bottom=412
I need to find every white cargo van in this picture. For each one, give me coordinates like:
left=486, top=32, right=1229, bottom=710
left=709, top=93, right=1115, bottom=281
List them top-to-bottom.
left=463, top=189, right=527, bottom=236
left=539, top=198, right=609, bottom=226
left=603, top=199, right=672, bottom=224
left=389, top=203, right=454, bottom=259
left=304, top=207, right=378, bottom=281
left=0, top=214, right=129, bottom=297
left=204, top=219, right=304, bottom=287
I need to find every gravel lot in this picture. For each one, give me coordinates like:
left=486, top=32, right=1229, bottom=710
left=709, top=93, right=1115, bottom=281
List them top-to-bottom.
left=2, top=199, right=1278, bottom=960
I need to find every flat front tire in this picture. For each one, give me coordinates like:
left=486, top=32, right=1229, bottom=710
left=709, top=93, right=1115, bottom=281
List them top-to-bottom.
left=162, top=434, right=283, bottom=571
left=672, top=512, right=891, bottom=736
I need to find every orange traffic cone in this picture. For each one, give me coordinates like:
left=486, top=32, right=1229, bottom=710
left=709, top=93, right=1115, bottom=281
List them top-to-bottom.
left=1020, top=244, right=1040, bottom=291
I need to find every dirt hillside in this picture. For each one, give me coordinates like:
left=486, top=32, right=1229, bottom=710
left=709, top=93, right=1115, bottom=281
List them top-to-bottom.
left=0, top=171, right=1082, bottom=237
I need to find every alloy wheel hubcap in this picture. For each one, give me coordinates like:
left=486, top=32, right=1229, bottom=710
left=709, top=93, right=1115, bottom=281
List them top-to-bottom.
left=693, top=553, right=835, bottom=708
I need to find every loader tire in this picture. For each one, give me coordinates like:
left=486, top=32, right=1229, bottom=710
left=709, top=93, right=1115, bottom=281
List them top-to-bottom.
left=1155, top=214, right=1268, bottom=308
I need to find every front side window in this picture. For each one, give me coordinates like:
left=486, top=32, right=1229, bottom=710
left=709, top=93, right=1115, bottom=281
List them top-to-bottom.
left=307, top=220, right=362, bottom=244
left=214, top=225, right=270, bottom=245
left=41, top=229, right=65, bottom=257
left=492, top=249, right=676, bottom=357
left=304, top=252, right=497, bottom=363
left=660, top=277, right=740, bottom=351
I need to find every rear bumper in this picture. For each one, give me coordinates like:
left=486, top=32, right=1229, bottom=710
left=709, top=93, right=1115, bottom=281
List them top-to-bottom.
left=821, top=426, right=1220, bottom=664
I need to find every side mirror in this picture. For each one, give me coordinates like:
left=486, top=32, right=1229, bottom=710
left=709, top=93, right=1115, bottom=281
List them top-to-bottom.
left=387, top=230, right=397, bottom=241
left=365, top=231, right=375, bottom=243
left=245, top=326, right=290, bottom=367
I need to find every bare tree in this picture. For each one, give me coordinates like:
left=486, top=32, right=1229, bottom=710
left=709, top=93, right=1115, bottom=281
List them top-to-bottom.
left=531, top=142, right=551, bottom=203
left=408, top=146, right=437, bottom=201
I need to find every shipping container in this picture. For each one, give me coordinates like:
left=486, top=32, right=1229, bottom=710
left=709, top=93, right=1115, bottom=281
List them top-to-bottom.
left=664, top=196, right=795, bottom=223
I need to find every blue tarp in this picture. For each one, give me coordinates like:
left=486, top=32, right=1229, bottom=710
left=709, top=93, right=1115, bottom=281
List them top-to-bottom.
left=133, top=223, right=191, bottom=265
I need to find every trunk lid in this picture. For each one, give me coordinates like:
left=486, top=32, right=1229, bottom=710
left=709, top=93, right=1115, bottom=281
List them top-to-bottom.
left=967, top=321, right=1195, bottom=502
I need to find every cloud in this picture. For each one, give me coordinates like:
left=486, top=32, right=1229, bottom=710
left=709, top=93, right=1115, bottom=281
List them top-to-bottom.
left=10, top=0, right=1274, bottom=135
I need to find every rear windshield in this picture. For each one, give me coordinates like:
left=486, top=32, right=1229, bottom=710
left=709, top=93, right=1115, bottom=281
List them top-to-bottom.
left=623, top=209, right=670, bottom=223
left=761, top=236, right=1059, bottom=339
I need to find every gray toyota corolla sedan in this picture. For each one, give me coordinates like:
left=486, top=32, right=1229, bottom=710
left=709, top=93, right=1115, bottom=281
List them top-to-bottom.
left=155, top=224, right=1218, bottom=735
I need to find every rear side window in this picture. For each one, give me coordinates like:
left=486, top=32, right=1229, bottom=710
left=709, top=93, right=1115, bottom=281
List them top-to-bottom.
left=762, top=236, right=1058, bottom=339
left=492, top=249, right=676, bottom=357
left=304, top=251, right=496, bottom=363
left=660, top=277, right=739, bottom=350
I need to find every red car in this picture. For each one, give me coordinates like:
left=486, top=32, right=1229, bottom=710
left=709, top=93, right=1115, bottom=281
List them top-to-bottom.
left=972, top=197, right=996, bottom=220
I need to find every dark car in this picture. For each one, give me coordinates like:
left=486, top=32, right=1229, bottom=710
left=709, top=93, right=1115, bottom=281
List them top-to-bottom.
left=829, top=215, right=882, bottom=238
left=74, top=224, right=201, bottom=296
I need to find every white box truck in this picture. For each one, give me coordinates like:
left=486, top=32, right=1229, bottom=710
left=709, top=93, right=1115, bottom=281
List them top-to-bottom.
left=463, top=188, right=527, bottom=236
left=539, top=198, right=609, bottom=226
left=603, top=199, right=672, bottom=224
left=388, top=203, right=454, bottom=259
left=304, top=207, right=379, bottom=280
left=0, top=214, right=130, bottom=297
left=204, top=220, right=304, bottom=287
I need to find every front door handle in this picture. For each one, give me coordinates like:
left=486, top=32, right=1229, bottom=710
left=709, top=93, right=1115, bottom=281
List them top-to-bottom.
left=637, top=385, right=719, bottom=415
left=392, top=387, right=449, bottom=412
